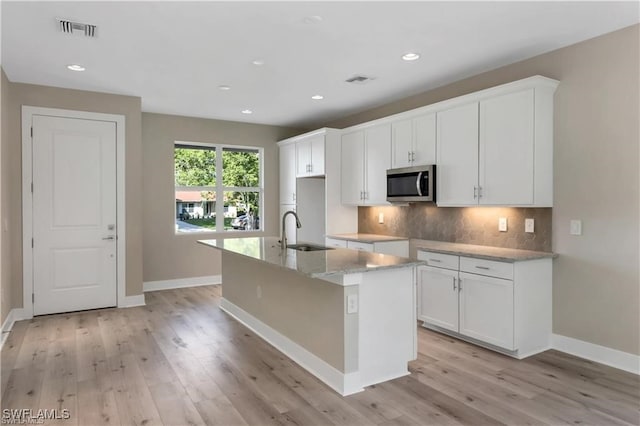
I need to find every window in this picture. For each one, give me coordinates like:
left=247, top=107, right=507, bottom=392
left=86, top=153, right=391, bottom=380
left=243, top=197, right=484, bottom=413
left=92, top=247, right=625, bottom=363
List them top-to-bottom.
left=174, top=142, right=263, bottom=234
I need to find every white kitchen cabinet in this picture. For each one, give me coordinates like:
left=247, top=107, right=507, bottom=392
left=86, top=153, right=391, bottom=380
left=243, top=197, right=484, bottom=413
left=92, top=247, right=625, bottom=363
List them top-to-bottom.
left=436, top=78, right=557, bottom=207
left=436, top=102, right=479, bottom=205
left=391, top=113, right=436, bottom=169
left=340, top=124, right=391, bottom=206
left=296, top=136, right=324, bottom=177
left=279, top=142, right=296, bottom=205
left=416, top=249, right=552, bottom=358
left=417, top=266, right=459, bottom=332
left=458, top=272, right=514, bottom=350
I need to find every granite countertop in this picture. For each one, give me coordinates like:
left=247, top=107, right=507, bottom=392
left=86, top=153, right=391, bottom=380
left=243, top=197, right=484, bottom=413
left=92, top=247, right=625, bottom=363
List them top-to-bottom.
left=326, top=233, right=409, bottom=243
left=198, top=237, right=422, bottom=279
left=414, top=240, right=556, bottom=262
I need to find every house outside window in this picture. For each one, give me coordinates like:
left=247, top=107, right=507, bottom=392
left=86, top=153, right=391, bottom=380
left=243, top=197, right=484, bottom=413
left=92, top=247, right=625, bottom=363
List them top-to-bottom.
left=174, top=142, right=263, bottom=234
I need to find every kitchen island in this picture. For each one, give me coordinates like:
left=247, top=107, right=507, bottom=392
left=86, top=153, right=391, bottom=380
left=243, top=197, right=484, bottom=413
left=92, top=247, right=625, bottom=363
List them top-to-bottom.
left=198, top=237, right=423, bottom=395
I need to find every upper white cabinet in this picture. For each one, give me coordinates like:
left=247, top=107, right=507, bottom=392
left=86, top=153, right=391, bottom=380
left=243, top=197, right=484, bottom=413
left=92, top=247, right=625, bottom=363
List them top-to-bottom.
left=436, top=77, right=558, bottom=207
left=391, top=113, right=436, bottom=169
left=341, top=124, right=391, bottom=206
left=296, top=136, right=325, bottom=177
left=279, top=142, right=296, bottom=205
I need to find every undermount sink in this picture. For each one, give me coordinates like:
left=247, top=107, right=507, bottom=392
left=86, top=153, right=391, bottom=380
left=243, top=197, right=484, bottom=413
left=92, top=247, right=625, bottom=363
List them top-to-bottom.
left=286, top=243, right=334, bottom=252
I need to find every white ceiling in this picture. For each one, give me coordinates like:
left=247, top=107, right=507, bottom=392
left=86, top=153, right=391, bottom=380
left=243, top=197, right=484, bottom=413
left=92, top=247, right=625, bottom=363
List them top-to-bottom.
left=2, top=1, right=638, bottom=129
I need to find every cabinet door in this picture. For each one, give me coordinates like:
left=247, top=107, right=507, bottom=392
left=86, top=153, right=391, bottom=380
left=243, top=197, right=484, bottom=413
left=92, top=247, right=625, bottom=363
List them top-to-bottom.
left=479, top=89, right=534, bottom=205
left=436, top=103, right=479, bottom=206
left=413, top=113, right=436, bottom=166
left=391, top=119, right=413, bottom=169
left=364, top=124, right=391, bottom=205
left=341, top=131, right=365, bottom=205
left=310, top=136, right=325, bottom=176
left=296, top=140, right=312, bottom=177
left=279, top=143, right=297, bottom=204
left=279, top=204, right=297, bottom=244
left=325, top=237, right=347, bottom=248
left=418, top=266, right=459, bottom=332
left=458, top=272, right=514, bottom=350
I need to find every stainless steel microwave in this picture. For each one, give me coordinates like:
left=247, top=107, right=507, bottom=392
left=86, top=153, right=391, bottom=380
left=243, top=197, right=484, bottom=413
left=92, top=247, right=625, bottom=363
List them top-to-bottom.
left=386, top=165, right=435, bottom=203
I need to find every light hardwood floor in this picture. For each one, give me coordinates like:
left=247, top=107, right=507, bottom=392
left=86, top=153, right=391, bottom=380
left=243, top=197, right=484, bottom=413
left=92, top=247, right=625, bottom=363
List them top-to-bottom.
left=1, top=285, right=638, bottom=425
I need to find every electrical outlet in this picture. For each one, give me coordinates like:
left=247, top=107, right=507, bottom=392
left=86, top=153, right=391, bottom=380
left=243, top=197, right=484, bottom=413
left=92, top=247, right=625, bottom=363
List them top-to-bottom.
left=378, top=212, right=384, bottom=224
left=498, top=217, right=508, bottom=232
left=525, top=218, right=535, bottom=233
left=570, top=219, right=582, bottom=236
left=347, top=294, right=358, bottom=314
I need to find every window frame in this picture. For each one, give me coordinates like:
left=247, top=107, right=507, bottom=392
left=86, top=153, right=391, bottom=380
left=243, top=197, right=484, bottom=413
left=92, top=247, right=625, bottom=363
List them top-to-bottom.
left=174, top=141, right=264, bottom=235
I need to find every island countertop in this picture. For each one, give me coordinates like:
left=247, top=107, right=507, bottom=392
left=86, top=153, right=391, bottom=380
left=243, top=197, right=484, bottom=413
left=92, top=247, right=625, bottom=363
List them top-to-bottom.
left=198, top=237, right=423, bottom=279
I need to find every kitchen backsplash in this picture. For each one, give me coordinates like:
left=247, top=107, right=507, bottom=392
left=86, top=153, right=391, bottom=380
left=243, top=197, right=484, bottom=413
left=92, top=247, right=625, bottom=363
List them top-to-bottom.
left=358, top=205, right=552, bottom=252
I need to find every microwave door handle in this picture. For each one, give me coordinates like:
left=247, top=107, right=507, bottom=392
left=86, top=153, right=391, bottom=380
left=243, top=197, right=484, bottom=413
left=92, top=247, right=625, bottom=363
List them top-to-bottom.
left=416, top=172, right=423, bottom=196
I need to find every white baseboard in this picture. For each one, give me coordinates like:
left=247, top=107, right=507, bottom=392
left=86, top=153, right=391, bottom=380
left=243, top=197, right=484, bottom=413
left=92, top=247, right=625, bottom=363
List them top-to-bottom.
left=143, top=275, right=221, bottom=292
left=118, top=294, right=146, bottom=308
left=220, top=298, right=364, bottom=396
left=1, top=308, right=29, bottom=350
left=552, top=334, right=640, bottom=375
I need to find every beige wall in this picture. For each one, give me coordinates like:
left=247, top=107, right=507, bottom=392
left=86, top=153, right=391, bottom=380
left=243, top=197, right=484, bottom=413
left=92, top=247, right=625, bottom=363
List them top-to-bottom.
left=327, top=25, right=640, bottom=355
left=1, top=70, right=10, bottom=324
left=3, top=80, right=144, bottom=309
left=141, top=113, right=300, bottom=282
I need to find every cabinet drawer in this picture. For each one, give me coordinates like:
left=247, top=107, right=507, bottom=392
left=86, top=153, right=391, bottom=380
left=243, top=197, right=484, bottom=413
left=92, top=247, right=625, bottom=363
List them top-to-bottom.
left=325, top=238, right=347, bottom=248
left=347, top=241, right=374, bottom=252
left=417, top=251, right=459, bottom=270
left=460, top=257, right=513, bottom=280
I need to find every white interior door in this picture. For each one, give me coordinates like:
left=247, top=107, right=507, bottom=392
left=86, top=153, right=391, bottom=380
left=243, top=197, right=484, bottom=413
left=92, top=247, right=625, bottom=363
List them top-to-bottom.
left=32, top=115, right=117, bottom=315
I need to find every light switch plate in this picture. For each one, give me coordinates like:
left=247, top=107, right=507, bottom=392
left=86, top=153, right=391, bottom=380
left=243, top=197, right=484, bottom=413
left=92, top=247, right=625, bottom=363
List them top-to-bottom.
left=378, top=212, right=384, bottom=224
left=498, top=217, right=508, bottom=232
left=525, top=218, right=535, bottom=233
left=570, top=219, right=582, bottom=235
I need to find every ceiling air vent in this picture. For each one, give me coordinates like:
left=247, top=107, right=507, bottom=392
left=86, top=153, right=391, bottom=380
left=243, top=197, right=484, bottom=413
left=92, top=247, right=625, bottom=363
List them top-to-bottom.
left=58, top=19, right=97, bottom=37
left=345, top=75, right=375, bottom=84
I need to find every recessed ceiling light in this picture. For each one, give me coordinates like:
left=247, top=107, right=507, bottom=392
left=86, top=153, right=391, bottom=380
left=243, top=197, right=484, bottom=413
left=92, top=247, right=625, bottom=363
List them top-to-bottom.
left=303, top=15, right=323, bottom=24
left=402, top=53, right=420, bottom=61
left=252, top=59, right=265, bottom=66
left=66, top=64, right=86, bottom=71
left=218, top=85, right=231, bottom=91
left=311, top=95, right=324, bottom=100
left=241, top=109, right=253, bottom=114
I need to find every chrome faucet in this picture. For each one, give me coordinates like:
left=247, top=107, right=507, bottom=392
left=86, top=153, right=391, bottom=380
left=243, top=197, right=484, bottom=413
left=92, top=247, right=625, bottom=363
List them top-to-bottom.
left=281, top=210, right=301, bottom=249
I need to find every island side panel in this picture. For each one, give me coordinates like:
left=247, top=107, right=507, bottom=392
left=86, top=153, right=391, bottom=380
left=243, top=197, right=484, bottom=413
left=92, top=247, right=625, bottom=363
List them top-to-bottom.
left=221, top=251, right=347, bottom=373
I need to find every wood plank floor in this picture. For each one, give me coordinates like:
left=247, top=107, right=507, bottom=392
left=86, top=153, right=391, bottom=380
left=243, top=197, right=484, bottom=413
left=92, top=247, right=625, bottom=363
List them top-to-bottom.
left=1, top=285, right=638, bottom=425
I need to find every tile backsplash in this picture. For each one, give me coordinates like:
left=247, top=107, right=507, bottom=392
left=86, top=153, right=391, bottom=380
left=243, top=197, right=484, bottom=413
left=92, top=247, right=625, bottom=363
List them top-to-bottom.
left=358, top=205, right=552, bottom=252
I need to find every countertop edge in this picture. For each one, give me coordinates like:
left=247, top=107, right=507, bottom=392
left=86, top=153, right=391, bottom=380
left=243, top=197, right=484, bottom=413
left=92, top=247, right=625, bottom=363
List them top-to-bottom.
left=327, top=234, right=410, bottom=243
left=415, top=244, right=556, bottom=263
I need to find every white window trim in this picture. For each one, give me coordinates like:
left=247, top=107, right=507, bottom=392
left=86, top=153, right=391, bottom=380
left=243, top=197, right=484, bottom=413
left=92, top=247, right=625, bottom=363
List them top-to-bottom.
left=174, top=141, right=264, bottom=235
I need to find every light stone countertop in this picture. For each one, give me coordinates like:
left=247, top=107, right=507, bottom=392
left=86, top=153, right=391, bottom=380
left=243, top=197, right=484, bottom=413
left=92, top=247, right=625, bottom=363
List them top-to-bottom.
left=326, top=233, right=409, bottom=243
left=198, top=237, right=423, bottom=279
left=414, top=240, right=556, bottom=262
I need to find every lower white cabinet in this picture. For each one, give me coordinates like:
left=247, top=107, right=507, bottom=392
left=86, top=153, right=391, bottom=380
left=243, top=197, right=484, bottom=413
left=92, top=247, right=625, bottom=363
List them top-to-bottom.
left=325, top=237, right=409, bottom=257
left=417, top=250, right=552, bottom=358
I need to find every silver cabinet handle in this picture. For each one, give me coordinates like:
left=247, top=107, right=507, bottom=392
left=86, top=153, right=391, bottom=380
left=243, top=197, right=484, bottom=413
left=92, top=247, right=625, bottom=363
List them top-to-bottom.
left=408, top=151, right=411, bottom=163
left=412, top=151, right=416, bottom=162
left=416, top=172, right=423, bottom=196
left=473, top=186, right=478, bottom=199
left=478, top=186, right=483, bottom=198
left=293, top=192, right=296, bottom=202
left=102, top=236, right=115, bottom=240
left=428, top=258, right=441, bottom=263
left=475, top=266, right=490, bottom=270
left=453, top=277, right=457, bottom=291
left=458, top=278, right=462, bottom=291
